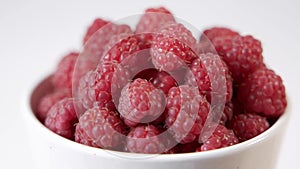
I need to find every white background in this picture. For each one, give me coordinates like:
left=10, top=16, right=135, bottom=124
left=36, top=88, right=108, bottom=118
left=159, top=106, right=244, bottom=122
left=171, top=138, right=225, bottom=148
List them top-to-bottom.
left=0, top=0, right=299, bottom=168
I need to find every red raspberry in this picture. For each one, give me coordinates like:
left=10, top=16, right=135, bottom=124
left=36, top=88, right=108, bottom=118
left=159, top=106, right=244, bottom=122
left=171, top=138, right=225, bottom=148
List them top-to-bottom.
left=135, top=7, right=176, bottom=46
left=83, top=18, right=110, bottom=44
left=77, top=23, right=133, bottom=79
left=151, top=23, right=198, bottom=72
left=200, top=27, right=240, bottom=42
left=100, top=34, right=147, bottom=73
left=101, top=35, right=141, bottom=63
left=213, top=35, right=264, bottom=83
left=52, top=52, right=79, bottom=91
left=185, top=53, right=233, bottom=102
left=76, top=63, right=131, bottom=111
left=238, top=67, right=287, bottom=117
left=134, top=68, right=178, bottom=94
left=151, top=71, right=178, bottom=95
left=118, top=78, right=165, bottom=127
left=165, top=85, right=210, bottom=143
left=37, top=89, right=70, bottom=122
left=44, top=98, right=78, bottom=140
left=212, top=102, right=234, bottom=125
left=75, top=107, right=126, bottom=150
left=228, top=113, right=269, bottom=141
left=198, top=123, right=238, bottom=151
left=126, top=125, right=164, bottom=154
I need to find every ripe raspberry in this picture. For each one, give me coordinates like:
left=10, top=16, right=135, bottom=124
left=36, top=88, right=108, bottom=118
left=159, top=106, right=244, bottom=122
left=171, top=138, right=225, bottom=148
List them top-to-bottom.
left=135, top=7, right=176, bottom=46
left=83, top=18, right=110, bottom=44
left=74, top=23, right=133, bottom=89
left=78, top=23, right=133, bottom=77
left=151, top=23, right=198, bottom=72
left=200, top=27, right=240, bottom=42
left=100, top=34, right=146, bottom=73
left=213, top=35, right=264, bottom=83
left=52, top=52, right=79, bottom=91
left=185, top=53, right=233, bottom=102
left=76, top=63, right=130, bottom=111
left=238, top=67, right=287, bottom=117
left=134, top=68, right=178, bottom=94
left=151, top=71, right=178, bottom=95
left=118, top=78, right=165, bottom=127
left=165, top=85, right=210, bottom=143
left=37, top=89, right=70, bottom=122
left=44, top=98, right=78, bottom=140
left=212, top=102, right=234, bottom=125
left=75, top=107, right=126, bottom=150
left=228, top=113, right=269, bottom=141
left=198, top=123, right=238, bottom=151
left=126, top=125, right=164, bottom=154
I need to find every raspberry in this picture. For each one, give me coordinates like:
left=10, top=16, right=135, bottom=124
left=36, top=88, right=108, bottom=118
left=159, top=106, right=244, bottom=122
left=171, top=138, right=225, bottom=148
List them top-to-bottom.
left=135, top=7, right=176, bottom=46
left=83, top=18, right=110, bottom=44
left=75, top=23, right=133, bottom=87
left=78, top=23, right=133, bottom=78
left=151, top=23, right=198, bottom=72
left=200, top=27, right=240, bottom=42
left=100, top=34, right=146, bottom=73
left=213, top=35, right=264, bottom=83
left=52, top=52, right=79, bottom=91
left=185, top=53, right=233, bottom=102
left=76, top=63, right=131, bottom=111
left=238, top=67, right=287, bottom=117
left=134, top=68, right=178, bottom=94
left=151, top=71, right=178, bottom=95
left=118, top=78, right=165, bottom=127
left=165, top=85, right=210, bottom=143
left=37, top=89, right=70, bottom=122
left=44, top=98, right=78, bottom=140
left=212, top=102, right=234, bottom=125
left=75, top=107, right=126, bottom=150
left=228, top=113, right=269, bottom=141
left=198, top=123, right=238, bottom=151
left=126, top=125, right=164, bottom=154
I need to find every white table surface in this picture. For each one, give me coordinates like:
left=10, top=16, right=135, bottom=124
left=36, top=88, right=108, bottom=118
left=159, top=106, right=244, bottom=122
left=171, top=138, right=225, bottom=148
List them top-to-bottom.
left=0, top=0, right=299, bottom=168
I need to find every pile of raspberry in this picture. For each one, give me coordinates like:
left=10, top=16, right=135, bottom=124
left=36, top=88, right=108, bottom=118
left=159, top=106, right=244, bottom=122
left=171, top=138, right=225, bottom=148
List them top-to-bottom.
left=36, top=7, right=287, bottom=154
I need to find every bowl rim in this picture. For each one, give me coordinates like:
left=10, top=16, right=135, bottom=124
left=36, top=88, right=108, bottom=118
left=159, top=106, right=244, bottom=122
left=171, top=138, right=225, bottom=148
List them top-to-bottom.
left=22, top=72, right=290, bottom=162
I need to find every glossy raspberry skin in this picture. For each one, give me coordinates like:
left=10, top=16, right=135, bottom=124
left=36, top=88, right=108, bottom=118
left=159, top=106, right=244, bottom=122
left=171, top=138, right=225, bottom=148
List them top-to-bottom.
left=135, top=7, right=176, bottom=46
left=83, top=18, right=110, bottom=44
left=151, top=23, right=198, bottom=72
left=200, top=27, right=240, bottom=42
left=213, top=35, right=264, bottom=84
left=52, top=52, right=79, bottom=91
left=185, top=53, right=233, bottom=102
left=77, top=63, right=131, bottom=111
left=238, top=67, right=287, bottom=117
left=118, top=78, right=165, bottom=127
left=165, top=85, right=210, bottom=143
left=37, top=89, right=70, bottom=122
left=44, top=98, right=78, bottom=140
left=75, top=107, right=126, bottom=150
left=229, top=113, right=270, bottom=141
left=198, top=123, right=238, bottom=151
left=126, top=125, right=164, bottom=154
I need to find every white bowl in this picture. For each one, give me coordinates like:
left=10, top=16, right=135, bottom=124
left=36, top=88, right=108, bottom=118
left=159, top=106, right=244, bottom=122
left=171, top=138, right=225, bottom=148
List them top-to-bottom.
left=23, top=74, right=290, bottom=169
